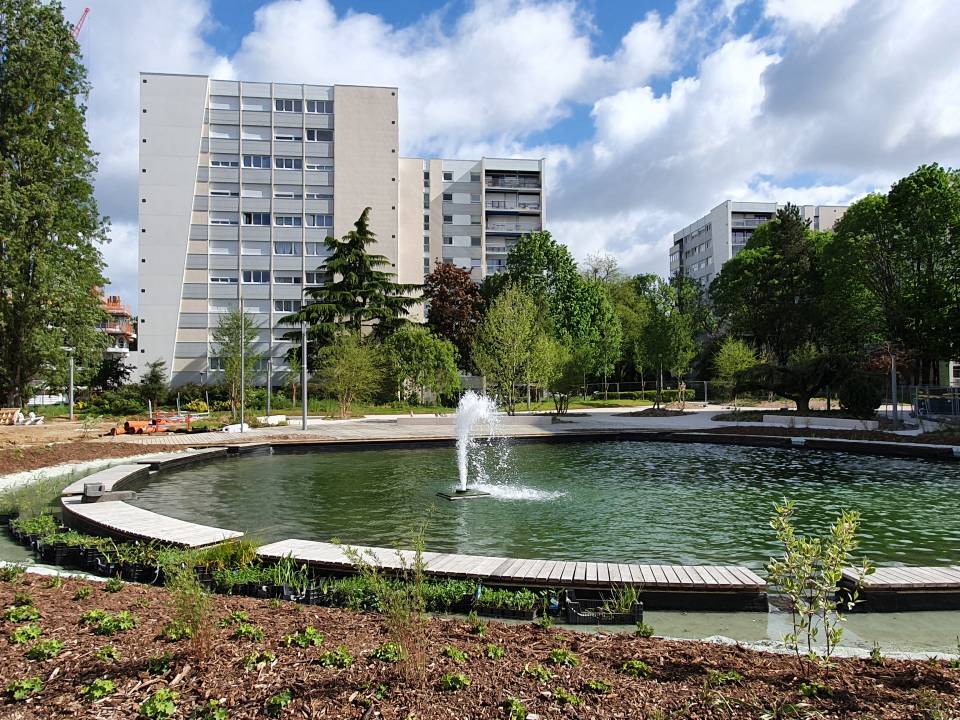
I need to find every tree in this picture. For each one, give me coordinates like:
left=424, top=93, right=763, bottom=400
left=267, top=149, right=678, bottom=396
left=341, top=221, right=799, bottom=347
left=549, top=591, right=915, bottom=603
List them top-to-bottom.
left=0, top=0, right=109, bottom=406
left=284, top=208, right=420, bottom=340
left=505, top=231, right=581, bottom=336
left=581, top=252, right=621, bottom=282
left=422, top=261, right=484, bottom=371
left=634, top=276, right=696, bottom=407
left=472, top=285, right=547, bottom=414
left=212, top=310, right=263, bottom=420
left=382, top=325, right=460, bottom=404
left=315, top=334, right=384, bottom=418
left=712, top=337, right=758, bottom=408
left=736, top=346, right=844, bottom=414
left=286, top=353, right=301, bottom=407
left=89, top=356, right=134, bottom=394
left=139, top=360, right=168, bottom=411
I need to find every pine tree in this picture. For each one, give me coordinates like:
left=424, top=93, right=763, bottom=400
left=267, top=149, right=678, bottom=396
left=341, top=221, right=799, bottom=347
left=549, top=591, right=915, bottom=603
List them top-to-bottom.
left=0, top=0, right=108, bottom=405
left=288, top=208, right=420, bottom=341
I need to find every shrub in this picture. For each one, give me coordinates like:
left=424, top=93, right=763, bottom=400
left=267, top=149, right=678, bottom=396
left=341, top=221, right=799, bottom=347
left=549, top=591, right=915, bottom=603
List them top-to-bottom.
left=837, top=371, right=884, bottom=418
left=88, top=386, right=145, bottom=416
left=183, top=399, right=208, bottom=413
left=0, top=564, right=26, bottom=582
left=167, top=564, right=213, bottom=658
left=104, top=576, right=124, bottom=593
left=73, top=586, right=92, bottom=601
left=12, top=591, right=33, bottom=606
left=4, top=604, right=40, bottom=623
left=94, top=610, right=138, bottom=636
left=218, top=610, right=250, bottom=628
left=466, top=611, right=486, bottom=636
left=161, top=620, right=194, bottom=641
left=635, top=621, right=655, bottom=638
left=10, top=623, right=42, bottom=644
left=232, top=623, right=264, bottom=642
left=284, top=626, right=323, bottom=648
left=26, top=638, right=63, bottom=660
left=370, top=642, right=404, bottom=663
left=484, top=643, right=505, bottom=660
left=442, top=644, right=468, bottom=662
left=96, top=645, right=120, bottom=662
left=317, top=645, right=353, bottom=668
left=549, top=648, right=578, bottom=667
left=243, top=649, right=276, bottom=671
left=147, top=652, right=175, bottom=675
left=621, top=659, right=652, bottom=678
left=523, top=663, right=555, bottom=681
left=706, top=669, right=743, bottom=687
left=438, top=672, right=470, bottom=691
left=6, top=677, right=42, bottom=701
left=80, top=678, right=116, bottom=701
left=584, top=678, right=612, bottom=694
left=554, top=687, right=581, bottom=705
left=140, top=688, right=178, bottom=719
left=265, top=689, right=292, bottom=717
left=505, top=697, right=526, bottom=720
left=192, top=699, right=229, bottom=720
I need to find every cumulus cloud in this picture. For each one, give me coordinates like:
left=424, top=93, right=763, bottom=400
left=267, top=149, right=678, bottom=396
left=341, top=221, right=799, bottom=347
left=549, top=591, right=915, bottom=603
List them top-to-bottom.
left=68, top=0, right=960, bottom=305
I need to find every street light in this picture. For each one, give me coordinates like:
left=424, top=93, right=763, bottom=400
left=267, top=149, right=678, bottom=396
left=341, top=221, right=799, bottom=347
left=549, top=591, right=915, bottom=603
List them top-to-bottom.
left=301, top=286, right=308, bottom=431
left=61, top=346, right=75, bottom=421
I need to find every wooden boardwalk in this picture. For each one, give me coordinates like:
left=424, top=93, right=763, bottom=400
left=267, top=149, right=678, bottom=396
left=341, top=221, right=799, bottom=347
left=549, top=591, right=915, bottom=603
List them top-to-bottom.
left=61, top=497, right=242, bottom=548
left=257, top=539, right=768, bottom=610
left=842, top=566, right=960, bottom=611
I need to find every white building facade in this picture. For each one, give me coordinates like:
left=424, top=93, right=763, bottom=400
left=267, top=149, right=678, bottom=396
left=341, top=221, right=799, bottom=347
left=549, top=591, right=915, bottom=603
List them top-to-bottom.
left=137, top=73, right=544, bottom=386
left=669, top=200, right=848, bottom=285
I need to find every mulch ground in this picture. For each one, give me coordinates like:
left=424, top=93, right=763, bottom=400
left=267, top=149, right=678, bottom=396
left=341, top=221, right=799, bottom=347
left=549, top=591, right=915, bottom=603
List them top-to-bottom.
left=617, top=408, right=692, bottom=417
left=699, top=426, right=960, bottom=446
left=0, top=443, right=185, bottom=477
left=2, top=576, right=958, bottom=719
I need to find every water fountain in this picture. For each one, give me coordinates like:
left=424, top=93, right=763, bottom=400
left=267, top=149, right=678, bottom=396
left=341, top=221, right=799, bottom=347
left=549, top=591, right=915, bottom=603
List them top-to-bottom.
left=437, top=390, right=499, bottom=500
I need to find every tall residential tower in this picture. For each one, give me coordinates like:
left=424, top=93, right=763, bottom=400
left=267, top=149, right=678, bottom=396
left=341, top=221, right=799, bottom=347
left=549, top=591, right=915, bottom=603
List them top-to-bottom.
left=137, top=73, right=544, bottom=386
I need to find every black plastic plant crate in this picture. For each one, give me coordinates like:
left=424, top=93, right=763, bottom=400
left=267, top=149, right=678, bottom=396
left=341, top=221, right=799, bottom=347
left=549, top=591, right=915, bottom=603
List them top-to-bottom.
left=565, top=590, right=643, bottom=625
left=474, top=605, right=538, bottom=621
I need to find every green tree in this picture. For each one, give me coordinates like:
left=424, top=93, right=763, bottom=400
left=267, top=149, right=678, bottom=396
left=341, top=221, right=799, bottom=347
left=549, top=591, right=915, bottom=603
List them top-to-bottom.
left=0, top=0, right=108, bottom=406
left=285, top=208, right=420, bottom=340
left=422, top=261, right=485, bottom=371
left=634, top=276, right=696, bottom=406
left=472, top=285, right=548, bottom=414
left=211, top=310, right=263, bottom=420
left=382, top=325, right=460, bottom=403
left=316, top=334, right=383, bottom=418
left=712, top=337, right=758, bottom=408
left=286, top=353, right=301, bottom=407
left=88, top=357, right=134, bottom=394
left=139, top=360, right=168, bottom=411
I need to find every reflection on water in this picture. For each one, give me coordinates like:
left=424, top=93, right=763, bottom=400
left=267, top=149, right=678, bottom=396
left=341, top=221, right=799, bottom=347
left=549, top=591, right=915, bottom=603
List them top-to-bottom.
left=129, top=441, right=960, bottom=570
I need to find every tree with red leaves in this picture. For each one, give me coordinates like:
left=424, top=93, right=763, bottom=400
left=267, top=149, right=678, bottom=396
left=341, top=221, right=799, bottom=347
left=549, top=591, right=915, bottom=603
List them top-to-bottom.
left=422, top=261, right=485, bottom=371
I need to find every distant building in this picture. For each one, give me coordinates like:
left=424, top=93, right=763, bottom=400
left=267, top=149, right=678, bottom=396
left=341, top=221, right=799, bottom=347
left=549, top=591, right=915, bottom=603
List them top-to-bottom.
left=669, top=201, right=848, bottom=285
left=100, top=294, right=136, bottom=358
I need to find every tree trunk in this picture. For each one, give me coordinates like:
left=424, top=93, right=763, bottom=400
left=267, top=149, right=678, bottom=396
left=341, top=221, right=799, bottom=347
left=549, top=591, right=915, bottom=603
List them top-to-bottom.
left=795, top=395, right=811, bottom=414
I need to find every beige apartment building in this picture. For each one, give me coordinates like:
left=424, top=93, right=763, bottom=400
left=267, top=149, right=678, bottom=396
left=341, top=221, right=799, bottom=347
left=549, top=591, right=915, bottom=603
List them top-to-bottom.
left=137, top=73, right=544, bottom=386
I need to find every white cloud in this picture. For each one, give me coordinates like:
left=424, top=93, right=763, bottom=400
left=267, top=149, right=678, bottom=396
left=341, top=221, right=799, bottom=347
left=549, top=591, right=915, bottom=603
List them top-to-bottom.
left=763, top=0, right=859, bottom=32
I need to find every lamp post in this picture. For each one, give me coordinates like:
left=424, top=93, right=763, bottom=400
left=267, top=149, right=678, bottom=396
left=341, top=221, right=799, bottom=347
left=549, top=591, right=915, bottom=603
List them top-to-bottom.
left=301, top=285, right=308, bottom=431
left=239, top=295, right=245, bottom=434
left=68, top=350, right=75, bottom=422
left=266, top=358, right=272, bottom=417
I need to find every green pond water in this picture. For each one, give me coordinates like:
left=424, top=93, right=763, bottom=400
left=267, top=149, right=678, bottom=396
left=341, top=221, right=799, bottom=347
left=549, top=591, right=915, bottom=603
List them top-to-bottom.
left=127, top=440, right=960, bottom=571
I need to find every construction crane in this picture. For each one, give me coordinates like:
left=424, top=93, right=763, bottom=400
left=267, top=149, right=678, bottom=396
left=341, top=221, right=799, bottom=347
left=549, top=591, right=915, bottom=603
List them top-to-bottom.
left=72, top=7, right=89, bottom=40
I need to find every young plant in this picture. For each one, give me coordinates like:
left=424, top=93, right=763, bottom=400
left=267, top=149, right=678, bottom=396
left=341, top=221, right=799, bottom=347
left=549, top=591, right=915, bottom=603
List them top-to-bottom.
left=767, top=499, right=873, bottom=669
left=166, top=562, right=213, bottom=658
left=0, top=564, right=26, bottom=582
left=45, top=575, right=65, bottom=589
left=104, top=576, right=124, bottom=593
left=600, top=584, right=640, bottom=615
left=73, top=586, right=92, bottom=601
left=12, top=591, right=33, bottom=606
left=3, top=604, right=40, bottom=623
left=95, top=610, right=138, bottom=636
left=217, top=610, right=250, bottom=628
left=466, top=611, right=487, bottom=636
left=533, top=613, right=554, bottom=629
left=161, top=620, right=194, bottom=641
left=635, top=621, right=655, bottom=638
left=10, top=623, right=42, bottom=644
left=232, top=623, right=264, bottom=642
left=284, top=626, right=323, bottom=648
left=26, top=638, right=63, bottom=660
left=370, top=641, right=404, bottom=663
left=869, top=642, right=884, bottom=667
left=484, top=643, right=505, bottom=660
left=442, top=644, right=468, bottom=662
left=96, top=645, right=121, bottom=662
left=317, top=645, right=353, bottom=668
left=549, top=647, right=578, bottom=667
left=243, top=649, right=277, bottom=671
left=147, top=652, right=175, bottom=675
left=621, top=658, right=653, bottom=678
left=523, top=663, right=555, bottom=682
left=706, top=670, right=743, bottom=687
left=438, top=672, right=470, bottom=691
left=6, top=677, right=42, bottom=701
left=80, top=678, right=116, bottom=701
left=584, top=678, right=612, bottom=694
left=798, top=680, right=832, bottom=698
left=554, top=687, right=580, bottom=705
left=140, top=688, right=178, bottom=719
left=265, top=689, right=292, bottom=717
left=505, top=697, right=526, bottom=720
left=192, top=699, right=229, bottom=720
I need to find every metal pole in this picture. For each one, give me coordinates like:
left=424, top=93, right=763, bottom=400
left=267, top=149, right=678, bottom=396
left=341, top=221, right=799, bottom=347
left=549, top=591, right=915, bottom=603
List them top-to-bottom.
left=240, top=296, right=245, bottom=433
left=301, top=320, right=308, bottom=430
left=890, top=351, right=898, bottom=424
left=68, top=353, right=74, bottom=421
left=266, top=358, right=272, bottom=417
left=704, top=380, right=708, bottom=406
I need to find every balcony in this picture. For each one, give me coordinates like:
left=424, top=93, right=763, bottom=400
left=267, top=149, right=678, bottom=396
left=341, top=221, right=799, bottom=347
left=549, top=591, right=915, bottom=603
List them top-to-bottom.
left=485, top=175, right=541, bottom=190
left=485, top=200, right=541, bottom=212
left=731, top=217, right=769, bottom=229
left=486, top=222, right=541, bottom=234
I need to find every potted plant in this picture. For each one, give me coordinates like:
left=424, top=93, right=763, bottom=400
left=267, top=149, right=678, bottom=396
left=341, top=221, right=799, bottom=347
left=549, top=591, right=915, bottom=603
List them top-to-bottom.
left=565, top=586, right=643, bottom=625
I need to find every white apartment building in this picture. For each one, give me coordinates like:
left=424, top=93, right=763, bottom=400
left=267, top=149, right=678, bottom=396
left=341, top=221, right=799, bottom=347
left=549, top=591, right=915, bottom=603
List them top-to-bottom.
left=137, top=73, right=544, bottom=386
left=669, top=200, right=848, bottom=285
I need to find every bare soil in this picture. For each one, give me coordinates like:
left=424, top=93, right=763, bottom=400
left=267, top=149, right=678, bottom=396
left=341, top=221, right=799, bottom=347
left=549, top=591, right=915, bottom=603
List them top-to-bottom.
left=0, top=420, right=119, bottom=450
left=700, top=426, right=960, bottom=446
left=0, top=442, right=184, bottom=477
left=2, top=575, right=958, bottom=719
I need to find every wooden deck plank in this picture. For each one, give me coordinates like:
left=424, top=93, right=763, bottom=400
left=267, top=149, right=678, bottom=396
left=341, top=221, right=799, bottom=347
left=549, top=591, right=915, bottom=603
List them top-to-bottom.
left=536, top=560, right=559, bottom=581
left=559, top=561, right=577, bottom=583
left=574, top=562, right=588, bottom=583
left=597, top=563, right=611, bottom=584
left=607, top=563, right=621, bottom=584
left=650, top=565, right=669, bottom=586
left=661, top=565, right=683, bottom=586
left=671, top=565, right=696, bottom=585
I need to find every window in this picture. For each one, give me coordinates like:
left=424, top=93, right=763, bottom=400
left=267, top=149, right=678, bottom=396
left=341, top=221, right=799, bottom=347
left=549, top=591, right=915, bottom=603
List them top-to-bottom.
left=274, top=98, right=302, bottom=112
left=305, top=99, right=333, bottom=114
left=305, top=128, right=333, bottom=142
left=274, top=132, right=302, bottom=141
left=242, top=155, right=270, bottom=169
left=210, top=157, right=239, bottom=167
left=274, top=157, right=303, bottom=170
left=305, top=160, right=333, bottom=171
left=423, top=170, right=430, bottom=185
left=443, top=171, right=453, bottom=181
left=470, top=172, right=480, bottom=182
left=209, top=188, right=238, bottom=197
left=273, top=190, right=302, bottom=199
left=305, top=190, right=332, bottom=199
left=423, top=192, right=430, bottom=209
left=442, top=193, right=453, bottom=201
left=470, top=193, right=481, bottom=203
left=242, top=212, right=270, bottom=226
left=306, top=214, right=332, bottom=228
left=274, top=215, right=302, bottom=227
left=443, top=215, right=453, bottom=223
left=470, top=215, right=480, bottom=225
left=210, top=216, right=238, bottom=226
left=423, top=218, right=430, bottom=231
left=443, top=236, right=453, bottom=245
left=471, top=237, right=481, bottom=247
left=273, top=241, right=300, bottom=255
left=305, top=242, right=324, bottom=255
left=471, top=258, right=482, bottom=268
left=242, top=270, right=270, bottom=284
left=305, top=271, right=327, bottom=285
left=209, top=275, right=237, bottom=284
left=274, top=275, right=301, bottom=284
left=274, top=300, right=302, bottom=313
left=209, top=357, right=224, bottom=371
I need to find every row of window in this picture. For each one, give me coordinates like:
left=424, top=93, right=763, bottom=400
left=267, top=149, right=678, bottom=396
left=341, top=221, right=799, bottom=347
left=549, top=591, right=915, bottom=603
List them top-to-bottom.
left=274, top=98, right=333, bottom=113
left=273, top=129, right=333, bottom=142
left=210, top=156, right=334, bottom=171
left=441, top=171, right=481, bottom=182
left=209, top=188, right=331, bottom=200
left=442, top=192, right=482, bottom=203
left=236, top=212, right=333, bottom=227
left=442, top=215, right=481, bottom=224
left=441, top=236, right=482, bottom=246
left=209, top=271, right=327, bottom=284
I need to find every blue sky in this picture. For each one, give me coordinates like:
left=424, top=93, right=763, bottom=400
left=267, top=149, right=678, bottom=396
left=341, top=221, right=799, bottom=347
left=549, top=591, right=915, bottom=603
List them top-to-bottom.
left=67, top=0, right=960, bottom=305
